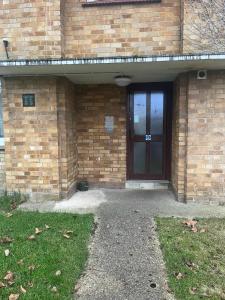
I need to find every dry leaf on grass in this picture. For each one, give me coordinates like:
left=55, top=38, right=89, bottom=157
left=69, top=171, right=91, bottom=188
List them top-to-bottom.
left=10, top=202, right=17, bottom=210
left=5, top=213, right=13, bottom=218
left=183, top=219, right=198, bottom=232
left=45, top=224, right=50, bottom=229
left=191, top=227, right=198, bottom=233
left=35, top=228, right=42, bottom=235
left=200, top=228, right=207, bottom=233
left=63, top=234, right=70, bottom=239
left=27, top=235, right=36, bottom=241
left=0, top=237, right=13, bottom=244
left=4, top=249, right=10, bottom=257
left=17, top=259, right=24, bottom=265
left=185, top=261, right=199, bottom=270
left=28, top=265, right=35, bottom=271
left=55, top=270, right=61, bottom=276
left=4, top=271, right=14, bottom=282
left=174, top=272, right=184, bottom=280
left=0, top=281, right=5, bottom=288
left=27, top=281, right=33, bottom=288
left=20, top=285, right=26, bottom=294
left=51, top=286, right=58, bottom=293
left=189, top=287, right=197, bottom=295
left=9, top=294, right=20, bottom=300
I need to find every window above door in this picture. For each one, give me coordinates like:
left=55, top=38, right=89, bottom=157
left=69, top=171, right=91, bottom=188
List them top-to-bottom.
left=82, top=0, right=160, bottom=7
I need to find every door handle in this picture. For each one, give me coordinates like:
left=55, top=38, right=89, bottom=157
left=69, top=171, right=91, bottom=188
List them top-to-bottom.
left=145, top=135, right=152, bottom=141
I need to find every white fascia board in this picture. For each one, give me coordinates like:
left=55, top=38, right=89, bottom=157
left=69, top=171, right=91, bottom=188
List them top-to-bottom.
left=1, top=53, right=225, bottom=68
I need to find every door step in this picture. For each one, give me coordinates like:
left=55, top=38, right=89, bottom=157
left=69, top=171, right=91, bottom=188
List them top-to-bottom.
left=125, top=180, right=170, bottom=190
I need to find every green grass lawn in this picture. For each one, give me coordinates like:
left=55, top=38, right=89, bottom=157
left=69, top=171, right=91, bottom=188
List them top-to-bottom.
left=0, top=194, right=93, bottom=299
left=156, top=218, right=225, bottom=300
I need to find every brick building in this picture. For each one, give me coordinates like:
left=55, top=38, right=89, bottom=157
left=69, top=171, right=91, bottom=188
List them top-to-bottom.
left=0, top=0, right=225, bottom=203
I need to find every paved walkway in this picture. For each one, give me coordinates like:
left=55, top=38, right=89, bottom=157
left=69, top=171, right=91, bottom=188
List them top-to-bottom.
left=20, top=189, right=225, bottom=300
left=74, top=190, right=225, bottom=300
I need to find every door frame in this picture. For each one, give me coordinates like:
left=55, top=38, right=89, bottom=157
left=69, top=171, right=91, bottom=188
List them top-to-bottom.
left=126, top=82, right=173, bottom=180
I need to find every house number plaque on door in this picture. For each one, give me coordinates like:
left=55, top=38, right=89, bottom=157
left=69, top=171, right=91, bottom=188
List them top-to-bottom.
left=105, top=116, right=114, bottom=133
left=145, top=135, right=152, bottom=141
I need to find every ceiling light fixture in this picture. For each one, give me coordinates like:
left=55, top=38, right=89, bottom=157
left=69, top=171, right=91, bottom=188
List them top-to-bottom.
left=114, top=75, right=131, bottom=87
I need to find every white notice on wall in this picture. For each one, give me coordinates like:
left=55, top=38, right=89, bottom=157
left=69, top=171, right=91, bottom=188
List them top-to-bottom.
left=134, top=115, right=139, bottom=123
left=105, top=116, right=114, bottom=133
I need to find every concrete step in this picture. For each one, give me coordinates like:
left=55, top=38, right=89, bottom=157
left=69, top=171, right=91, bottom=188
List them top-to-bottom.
left=125, top=180, right=170, bottom=190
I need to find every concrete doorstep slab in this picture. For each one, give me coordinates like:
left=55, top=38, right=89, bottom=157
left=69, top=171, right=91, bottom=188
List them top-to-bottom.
left=19, top=190, right=106, bottom=214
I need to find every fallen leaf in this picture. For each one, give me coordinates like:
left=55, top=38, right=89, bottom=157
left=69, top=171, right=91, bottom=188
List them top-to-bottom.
left=11, top=202, right=17, bottom=210
left=5, top=213, right=13, bottom=218
left=183, top=219, right=198, bottom=227
left=183, top=219, right=198, bottom=232
left=45, top=224, right=50, bottom=229
left=191, top=227, right=198, bottom=233
left=35, top=228, right=42, bottom=235
left=200, top=228, right=207, bottom=233
left=65, top=230, right=73, bottom=234
left=63, top=234, right=70, bottom=239
left=27, top=235, right=36, bottom=241
left=0, top=237, right=13, bottom=244
left=4, top=249, right=10, bottom=257
left=17, top=259, right=24, bottom=265
left=185, top=261, right=198, bottom=270
left=28, top=265, right=35, bottom=271
left=55, top=270, right=61, bottom=276
left=4, top=271, right=14, bottom=281
left=174, top=272, right=183, bottom=280
left=0, top=281, right=5, bottom=288
left=8, top=281, right=15, bottom=286
left=28, top=281, right=33, bottom=288
left=20, top=285, right=26, bottom=294
left=51, top=286, right=58, bottom=293
left=189, top=287, right=197, bottom=295
left=8, top=294, right=20, bottom=300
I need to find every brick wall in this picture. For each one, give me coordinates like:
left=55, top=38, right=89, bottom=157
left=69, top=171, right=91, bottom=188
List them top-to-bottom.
left=0, top=0, right=62, bottom=59
left=64, top=0, right=180, bottom=57
left=173, top=71, right=225, bottom=204
left=186, top=71, right=225, bottom=204
left=171, top=74, right=188, bottom=201
left=2, top=77, right=77, bottom=200
left=57, top=78, right=78, bottom=197
left=76, top=85, right=126, bottom=188
left=0, top=150, right=5, bottom=191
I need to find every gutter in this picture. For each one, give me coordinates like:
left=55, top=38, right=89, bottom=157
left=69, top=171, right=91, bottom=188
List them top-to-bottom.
left=1, top=53, right=225, bottom=67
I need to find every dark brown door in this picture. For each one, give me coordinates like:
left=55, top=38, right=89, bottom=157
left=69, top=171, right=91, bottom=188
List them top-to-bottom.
left=127, top=83, right=172, bottom=180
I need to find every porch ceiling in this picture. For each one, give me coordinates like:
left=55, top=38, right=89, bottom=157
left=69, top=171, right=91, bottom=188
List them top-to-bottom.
left=1, top=53, right=225, bottom=84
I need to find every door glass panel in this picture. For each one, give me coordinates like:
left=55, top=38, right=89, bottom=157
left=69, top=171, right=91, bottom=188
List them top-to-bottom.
left=150, top=92, right=164, bottom=135
left=133, top=93, right=146, bottom=135
left=133, top=142, right=146, bottom=174
left=150, top=142, right=163, bottom=175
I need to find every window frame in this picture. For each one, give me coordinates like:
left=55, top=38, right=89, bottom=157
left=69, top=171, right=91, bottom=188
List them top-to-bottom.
left=82, top=0, right=160, bottom=7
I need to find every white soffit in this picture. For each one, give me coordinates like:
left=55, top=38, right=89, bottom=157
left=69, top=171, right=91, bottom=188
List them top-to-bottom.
left=0, top=53, right=225, bottom=84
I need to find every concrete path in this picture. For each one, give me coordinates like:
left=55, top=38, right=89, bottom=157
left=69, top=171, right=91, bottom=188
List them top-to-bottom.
left=19, top=189, right=225, bottom=300
left=74, top=190, right=225, bottom=300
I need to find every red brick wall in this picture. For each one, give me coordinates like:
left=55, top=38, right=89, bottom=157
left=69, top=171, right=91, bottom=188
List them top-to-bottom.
left=76, top=85, right=126, bottom=187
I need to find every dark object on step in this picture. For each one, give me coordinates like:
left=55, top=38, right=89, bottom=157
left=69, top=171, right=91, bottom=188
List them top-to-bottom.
left=77, top=181, right=89, bottom=191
